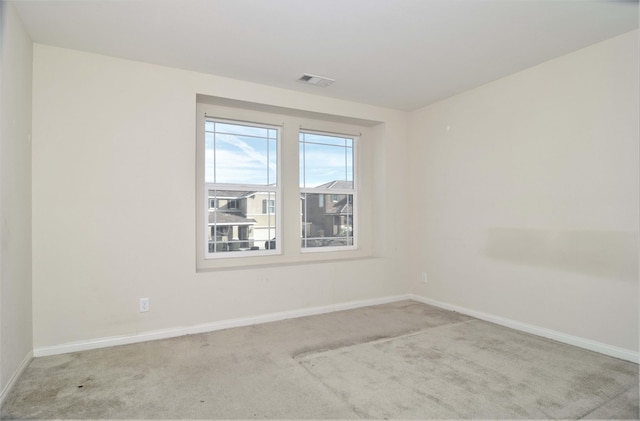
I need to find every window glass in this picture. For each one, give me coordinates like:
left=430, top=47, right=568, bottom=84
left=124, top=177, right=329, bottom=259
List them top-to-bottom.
left=204, top=119, right=279, bottom=257
left=205, top=121, right=277, bottom=185
left=300, top=131, right=356, bottom=250
left=299, top=132, right=353, bottom=188
left=301, top=193, right=354, bottom=248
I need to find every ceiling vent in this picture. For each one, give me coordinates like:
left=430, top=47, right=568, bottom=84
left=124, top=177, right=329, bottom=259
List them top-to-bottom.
left=297, top=73, right=335, bottom=88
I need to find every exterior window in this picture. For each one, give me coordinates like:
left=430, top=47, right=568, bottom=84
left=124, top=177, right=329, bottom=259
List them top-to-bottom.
left=197, top=99, right=370, bottom=269
left=204, top=119, right=279, bottom=256
left=300, top=131, right=355, bottom=250
left=262, top=199, right=275, bottom=214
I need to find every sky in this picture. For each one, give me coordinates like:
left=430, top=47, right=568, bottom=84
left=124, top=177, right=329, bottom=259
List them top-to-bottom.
left=205, top=121, right=353, bottom=188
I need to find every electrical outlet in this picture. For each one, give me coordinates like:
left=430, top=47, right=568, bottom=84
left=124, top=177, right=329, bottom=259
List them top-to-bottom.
left=421, top=272, right=428, bottom=284
left=139, top=297, right=150, bottom=312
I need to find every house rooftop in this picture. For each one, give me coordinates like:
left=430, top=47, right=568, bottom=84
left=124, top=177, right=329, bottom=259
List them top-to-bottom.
left=314, top=180, right=353, bottom=190
left=208, top=212, right=256, bottom=226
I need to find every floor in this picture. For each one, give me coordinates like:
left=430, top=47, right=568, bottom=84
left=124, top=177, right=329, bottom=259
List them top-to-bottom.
left=1, top=300, right=638, bottom=419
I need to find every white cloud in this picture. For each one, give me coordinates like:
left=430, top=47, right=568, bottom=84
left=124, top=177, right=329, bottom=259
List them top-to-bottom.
left=205, top=133, right=276, bottom=185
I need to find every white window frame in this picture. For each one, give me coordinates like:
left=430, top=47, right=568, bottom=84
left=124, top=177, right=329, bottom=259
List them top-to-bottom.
left=196, top=97, right=372, bottom=271
left=200, top=116, right=281, bottom=260
left=300, top=129, right=357, bottom=253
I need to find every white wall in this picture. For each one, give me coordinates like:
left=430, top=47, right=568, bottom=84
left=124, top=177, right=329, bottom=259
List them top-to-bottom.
left=0, top=0, right=33, bottom=401
left=26, top=25, right=638, bottom=360
left=409, top=31, right=639, bottom=353
left=31, top=44, right=409, bottom=349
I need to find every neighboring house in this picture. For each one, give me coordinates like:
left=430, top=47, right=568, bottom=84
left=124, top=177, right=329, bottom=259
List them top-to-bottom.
left=301, top=180, right=354, bottom=248
left=209, top=181, right=353, bottom=251
left=208, top=190, right=275, bottom=251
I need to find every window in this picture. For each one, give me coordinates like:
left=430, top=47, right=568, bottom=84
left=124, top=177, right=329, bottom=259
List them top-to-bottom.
left=197, top=97, right=373, bottom=269
left=204, top=119, right=279, bottom=256
left=300, top=131, right=356, bottom=250
left=262, top=199, right=275, bottom=214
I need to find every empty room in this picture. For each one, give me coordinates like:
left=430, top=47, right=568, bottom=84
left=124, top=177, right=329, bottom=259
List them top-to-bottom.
left=1, top=0, right=638, bottom=419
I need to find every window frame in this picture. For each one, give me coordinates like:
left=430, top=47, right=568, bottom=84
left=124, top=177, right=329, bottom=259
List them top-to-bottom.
left=196, top=98, right=374, bottom=271
left=200, top=116, right=282, bottom=260
left=299, top=129, right=358, bottom=252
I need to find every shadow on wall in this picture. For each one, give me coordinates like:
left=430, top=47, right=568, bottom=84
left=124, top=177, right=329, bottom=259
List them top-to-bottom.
left=485, top=228, right=638, bottom=282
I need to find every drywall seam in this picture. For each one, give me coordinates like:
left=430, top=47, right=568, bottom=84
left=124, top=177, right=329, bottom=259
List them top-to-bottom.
left=33, top=294, right=412, bottom=357
left=410, top=294, right=638, bottom=363
left=0, top=351, right=33, bottom=408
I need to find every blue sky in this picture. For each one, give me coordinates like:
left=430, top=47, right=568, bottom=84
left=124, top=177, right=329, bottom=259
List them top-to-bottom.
left=205, top=122, right=353, bottom=188
left=205, top=122, right=277, bottom=185
left=300, top=133, right=353, bottom=188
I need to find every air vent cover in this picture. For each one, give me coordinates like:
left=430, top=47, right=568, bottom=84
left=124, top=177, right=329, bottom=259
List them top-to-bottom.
left=297, top=73, right=335, bottom=88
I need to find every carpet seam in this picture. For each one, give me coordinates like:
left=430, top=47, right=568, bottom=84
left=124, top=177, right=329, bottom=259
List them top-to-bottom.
left=292, top=318, right=479, bottom=360
left=296, top=357, right=370, bottom=419
left=576, top=384, right=639, bottom=420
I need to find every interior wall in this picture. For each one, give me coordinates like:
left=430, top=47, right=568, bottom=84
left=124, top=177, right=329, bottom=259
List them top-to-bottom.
left=0, top=0, right=33, bottom=399
left=408, top=31, right=639, bottom=352
left=31, top=44, right=409, bottom=349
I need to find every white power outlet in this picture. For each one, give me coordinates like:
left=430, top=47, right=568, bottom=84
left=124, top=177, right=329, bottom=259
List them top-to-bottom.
left=421, top=272, right=428, bottom=284
left=139, top=297, right=150, bottom=312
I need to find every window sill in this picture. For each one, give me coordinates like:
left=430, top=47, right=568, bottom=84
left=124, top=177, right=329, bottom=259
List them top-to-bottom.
left=196, top=248, right=373, bottom=272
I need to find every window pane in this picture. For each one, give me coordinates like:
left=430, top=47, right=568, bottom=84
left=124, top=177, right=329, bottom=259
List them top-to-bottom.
left=205, top=121, right=277, bottom=186
left=205, top=132, right=215, bottom=183
left=300, top=132, right=353, bottom=188
left=268, top=137, right=277, bottom=185
left=207, top=190, right=277, bottom=253
left=301, top=193, right=353, bottom=249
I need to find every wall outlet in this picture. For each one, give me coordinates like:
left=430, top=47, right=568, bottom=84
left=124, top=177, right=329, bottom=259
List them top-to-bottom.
left=421, top=272, right=428, bottom=284
left=139, top=297, right=150, bottom=312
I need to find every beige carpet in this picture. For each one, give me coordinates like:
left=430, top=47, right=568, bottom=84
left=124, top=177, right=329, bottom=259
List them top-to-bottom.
left=1, top=300, right=638, bottom=419
left=298, top=319, right=639, bottom=419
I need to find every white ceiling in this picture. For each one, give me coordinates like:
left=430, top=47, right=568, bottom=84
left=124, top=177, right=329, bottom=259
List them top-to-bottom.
left=12, top=0, right=639, bottom=111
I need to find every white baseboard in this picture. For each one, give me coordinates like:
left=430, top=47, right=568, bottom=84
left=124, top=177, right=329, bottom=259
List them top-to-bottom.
left=33, top=293, right=638, bottom=364
left=34, top=294, right=412, bottom=357
left=409, top=294, right=639, bottom=364
left=0, top=350, right=33, bottom=407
